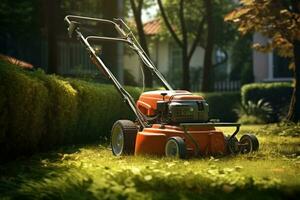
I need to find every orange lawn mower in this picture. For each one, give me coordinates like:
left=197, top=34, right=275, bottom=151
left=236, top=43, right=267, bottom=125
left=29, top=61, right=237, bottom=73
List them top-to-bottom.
left=65, top=15, right=259, bottom=159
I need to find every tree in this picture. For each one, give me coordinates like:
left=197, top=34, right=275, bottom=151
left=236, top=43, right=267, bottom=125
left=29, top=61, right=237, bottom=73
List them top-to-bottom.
left=45, top=0, right=61, bottom=74
left=130, top=0, right=153, bottom=87
left=157, top=0, right=205, bottom=90
left=157, top=0, right=236, bottom=91
left=201, top=0, right=214, bottom=92
left=225, top=0, right=300, bottom=122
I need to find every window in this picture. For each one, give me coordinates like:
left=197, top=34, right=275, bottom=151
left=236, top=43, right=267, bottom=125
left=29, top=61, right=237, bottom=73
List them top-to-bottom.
left=273, top=53, right=292, bottom=78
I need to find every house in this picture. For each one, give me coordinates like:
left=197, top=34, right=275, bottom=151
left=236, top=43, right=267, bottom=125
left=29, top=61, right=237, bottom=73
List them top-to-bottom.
left=124, top=19, right=212, bottom=91
left=124, top=20, right=293, bottom=91
left=253, top=33, right=293, bottom=82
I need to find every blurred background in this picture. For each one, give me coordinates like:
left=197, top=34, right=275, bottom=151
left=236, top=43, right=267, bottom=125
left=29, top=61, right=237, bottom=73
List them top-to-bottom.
left=0, top=0, right=292, bottom=92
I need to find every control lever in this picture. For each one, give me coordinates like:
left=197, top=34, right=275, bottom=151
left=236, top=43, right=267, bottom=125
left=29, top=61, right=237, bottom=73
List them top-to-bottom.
left=68, top=21, right=81, bottom=38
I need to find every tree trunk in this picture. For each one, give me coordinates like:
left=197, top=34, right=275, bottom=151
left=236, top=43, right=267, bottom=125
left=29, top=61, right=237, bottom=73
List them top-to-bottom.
left=46, top=0, right=60, bottom=74
left=102, top=0, right=119, bottom=77
left=131, top=0, right=153, bottom=87
left=201, top=0, right=214, bottom=92
left=287, top=0, right=300, bottom=122
left=287, top=40, right=300, bottom=122
left=182, top=47, right=190, bottom=90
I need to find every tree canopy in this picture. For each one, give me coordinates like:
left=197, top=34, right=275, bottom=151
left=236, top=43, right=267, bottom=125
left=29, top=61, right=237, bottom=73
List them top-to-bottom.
left=157, top=0, right=237, bottom=91
left=225, top=0, right=300, bottom=122
left=225, top=0, right=300, bottom=60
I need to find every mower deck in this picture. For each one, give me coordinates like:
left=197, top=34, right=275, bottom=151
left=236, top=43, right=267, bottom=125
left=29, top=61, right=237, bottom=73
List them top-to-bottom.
left=135, top=123, right=240, bottom=157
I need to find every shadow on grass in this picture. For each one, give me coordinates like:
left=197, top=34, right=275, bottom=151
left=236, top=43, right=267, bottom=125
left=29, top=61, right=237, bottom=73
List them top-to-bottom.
left=0, top=141, right=299, bottom=200
left=0, top=145, right=87, bottom=198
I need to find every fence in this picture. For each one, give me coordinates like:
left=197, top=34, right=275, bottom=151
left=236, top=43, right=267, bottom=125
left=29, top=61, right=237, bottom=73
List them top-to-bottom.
left=0, top=36, right=99, bottom=75
left=214, top=80, right=241, bottom=91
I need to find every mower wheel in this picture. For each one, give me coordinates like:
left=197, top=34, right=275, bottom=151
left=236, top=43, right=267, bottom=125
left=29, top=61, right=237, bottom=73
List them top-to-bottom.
left=111, top=120, right=138, bottom=156
left=239, top=134, right=259, bottom=154
left=226, top=136, right=239, bottom=154
left=165, top=137, right=186, bottom=159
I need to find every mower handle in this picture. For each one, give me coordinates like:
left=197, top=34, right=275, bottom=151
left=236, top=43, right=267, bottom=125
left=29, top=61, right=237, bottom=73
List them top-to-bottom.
left=64, top=14, right=173, bottom=91
left=64, top=15, right=127, bottom=38
left=64, top=15, right=175, bottom=128
left=86, top=36, right=132, bottom=45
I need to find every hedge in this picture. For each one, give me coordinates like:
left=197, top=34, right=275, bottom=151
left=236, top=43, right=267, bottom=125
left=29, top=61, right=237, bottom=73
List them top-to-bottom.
left=0, top=61, right=140, bottom=161
left=0, top=61, right=242, bottom=161
left=241, top=82, right=293, bottom=121
left=197, top=92, right=240, bottom=122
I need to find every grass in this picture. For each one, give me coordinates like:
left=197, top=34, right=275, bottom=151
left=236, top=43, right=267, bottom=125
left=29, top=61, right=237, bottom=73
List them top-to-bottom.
left=0, top=124, right=299, bottom=200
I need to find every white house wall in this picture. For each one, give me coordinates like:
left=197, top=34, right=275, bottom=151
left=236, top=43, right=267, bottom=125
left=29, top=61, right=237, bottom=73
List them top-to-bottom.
left=253, top=33, right=269, bottom=82
left=123, top=41, right=170, bottom=83
left=155, top=41, right=169, bottom=74
left=190, top=46, right=205, bottom=69
left=123, top=53, right=141, bottom=82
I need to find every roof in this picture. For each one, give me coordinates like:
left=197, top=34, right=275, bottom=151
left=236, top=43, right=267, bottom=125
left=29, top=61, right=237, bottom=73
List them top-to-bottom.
left=143, top=19, right=161, bottom=35
left=0, top=54, right=33, bottom=69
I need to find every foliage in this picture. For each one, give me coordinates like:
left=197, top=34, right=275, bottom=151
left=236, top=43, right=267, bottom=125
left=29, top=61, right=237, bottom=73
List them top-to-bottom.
left=0, top=0, right=40, bottom=38
left=62, top=0, right=104, bottom=17
left=157, top=0, right=238, bottom=90
left=157, top=0, right=236, bottom=48
left=225, top=0, right=299, bottom=59
left=225, top=0, right=300, bottom=122
left=0, top=61, right=141, bottom=161
left=0, top=62, right=49, bottom=160
left=33, top=70, right=79, bottom=147
left=241, top=82, right=293, bottom=121
left=197, top=92, right=240, bottom=122
left=236, top=99, right=274, bottom=124
left=237, top=115, right=266, bottom=125
left=261, top=122, right=300, bottom=137
left=0, top=124, right=300, bottom=199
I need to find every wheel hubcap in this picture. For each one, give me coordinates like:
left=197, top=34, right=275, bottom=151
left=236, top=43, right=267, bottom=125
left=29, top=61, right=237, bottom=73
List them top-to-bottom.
left=112, top=126, right=124, bottom=156
left=240, top=138, right=252, bottom=153
left=165, top=140, right=179, bottom=157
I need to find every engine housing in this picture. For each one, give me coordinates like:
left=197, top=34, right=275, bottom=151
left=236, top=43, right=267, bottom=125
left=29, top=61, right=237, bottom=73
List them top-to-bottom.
left=136, top=90, right=209, bottom=124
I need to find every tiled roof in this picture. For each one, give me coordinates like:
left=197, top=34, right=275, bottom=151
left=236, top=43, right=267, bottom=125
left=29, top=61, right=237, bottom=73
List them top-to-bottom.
left=143, top=19, right=160, bottom=35
left=0, top=54, right=33, bottom=69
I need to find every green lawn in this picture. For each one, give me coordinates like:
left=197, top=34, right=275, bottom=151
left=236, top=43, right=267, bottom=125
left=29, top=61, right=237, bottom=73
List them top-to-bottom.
left=0, top=125, right=299, bottom=200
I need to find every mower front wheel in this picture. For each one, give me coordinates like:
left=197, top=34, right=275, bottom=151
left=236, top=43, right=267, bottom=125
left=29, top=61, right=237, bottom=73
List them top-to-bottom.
left=111, top=120, right=138, bottom=156
left=239, top=134, right=259, bottom=154
left=165, top=137, right=186, bottom=159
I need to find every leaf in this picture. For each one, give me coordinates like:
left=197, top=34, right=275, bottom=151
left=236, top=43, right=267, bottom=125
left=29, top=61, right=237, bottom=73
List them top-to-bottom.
left=224, top=8, right=251, bottom=22
left=144, top=175, right=152, bottom=181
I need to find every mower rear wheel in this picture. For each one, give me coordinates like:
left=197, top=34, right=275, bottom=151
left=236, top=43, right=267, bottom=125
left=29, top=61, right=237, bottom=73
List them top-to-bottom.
left=111, top=120, right=138, bottom=156
left=239, top=134, right=259, bottom=154
left=226, top=136, right=239, bottom=154
left=165, top=137, right=186, bottom=159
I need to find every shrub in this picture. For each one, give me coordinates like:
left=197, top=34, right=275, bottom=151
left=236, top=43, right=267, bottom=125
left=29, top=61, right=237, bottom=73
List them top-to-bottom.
left=0, top=61, right=142, bottom=161
left=0, top=62, right=49, bottom=159
left=33, top=70, right=79, bottom=148
left=68, top=80, right=141, bottom=142
left=241, top=82, right=293, bottom=121
left=196, top=92, right=240, bottom=122
left=236, top=99, right=274, bottom=124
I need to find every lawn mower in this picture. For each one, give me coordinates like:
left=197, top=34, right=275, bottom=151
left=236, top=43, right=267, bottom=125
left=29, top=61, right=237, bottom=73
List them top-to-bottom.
left=64, top=15, right=259, bottom=158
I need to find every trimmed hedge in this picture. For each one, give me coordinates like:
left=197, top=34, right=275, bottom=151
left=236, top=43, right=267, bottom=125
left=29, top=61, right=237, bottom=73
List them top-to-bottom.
left=0, top=60, right=242, bottom=160
left=0, top=61, right=141, bottom=161
left=241, top=82, right=293, bottom=121
left=197, top=92, right=240, bottom=122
